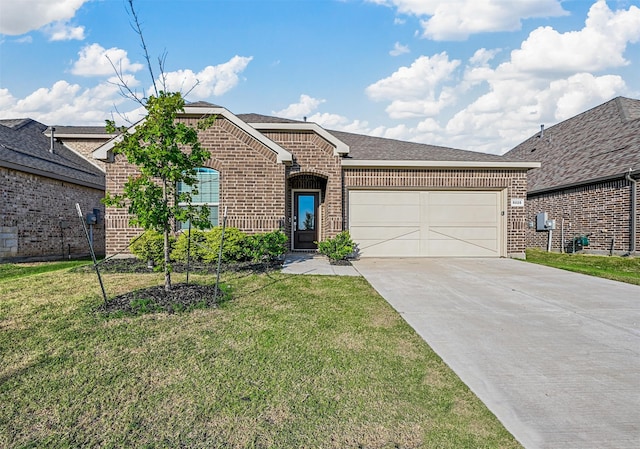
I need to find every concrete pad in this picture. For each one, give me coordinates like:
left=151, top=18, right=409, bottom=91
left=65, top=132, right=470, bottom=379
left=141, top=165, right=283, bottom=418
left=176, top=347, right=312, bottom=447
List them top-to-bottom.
left=281, top=253, right=360, bottom=276
left=353, top=258, right=640, bottom=449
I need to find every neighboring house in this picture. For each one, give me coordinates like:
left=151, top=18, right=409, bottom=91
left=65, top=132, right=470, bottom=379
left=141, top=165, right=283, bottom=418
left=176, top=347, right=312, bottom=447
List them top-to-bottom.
left=505, top=96, right=639, bottom=255
left=93, top=102, right=538, bottom=259
left=0, top=119, right=107, bottom=261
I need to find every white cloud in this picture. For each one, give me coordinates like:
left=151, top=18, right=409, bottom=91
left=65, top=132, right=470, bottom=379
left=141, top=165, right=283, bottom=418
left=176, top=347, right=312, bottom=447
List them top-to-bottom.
left=0, top=0, right=89, bottom=35
left=363, top=0, right=639, bottom=154
left=367, top=0, right=567, bottom=40
left=507, top=0, right=640, bottom=74
left=43, top=22, right=85, bottom=41
left=389, top=42, right=410, bottom=56
left=71, top=44, right=144, bottom=77
left=366, top=53, right=460, bottom=118
left=160, top=56, right=253, bottom=98
left=0, top=79, right=142, bottom=126
left=273, top=94, right=326, bottom=120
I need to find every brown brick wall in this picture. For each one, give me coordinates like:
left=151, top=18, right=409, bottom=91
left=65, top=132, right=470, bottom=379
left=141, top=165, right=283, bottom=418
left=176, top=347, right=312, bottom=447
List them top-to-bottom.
left=105, top=116, right=288, bottom=256
left=263, top=131, right=344, bottom=242
left=0, top=166, right=105, bottom=261
left=343, top=168, right=529, bottom=257
left=526, top=179, right=638, bottom=254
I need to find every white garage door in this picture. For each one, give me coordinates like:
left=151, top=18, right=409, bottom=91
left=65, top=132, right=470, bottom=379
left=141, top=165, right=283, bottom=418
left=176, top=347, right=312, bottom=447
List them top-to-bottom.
left=349, top=190, right=505, bottom=257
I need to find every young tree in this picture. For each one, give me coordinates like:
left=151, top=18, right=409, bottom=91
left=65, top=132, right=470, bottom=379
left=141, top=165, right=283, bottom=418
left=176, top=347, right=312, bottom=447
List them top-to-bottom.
left=103, top=0, right=214, bottom=291
left=104, top=93, right=214, bottom=291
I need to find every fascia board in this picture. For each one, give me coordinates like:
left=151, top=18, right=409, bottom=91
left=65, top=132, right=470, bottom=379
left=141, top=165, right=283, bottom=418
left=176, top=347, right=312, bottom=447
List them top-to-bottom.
left=184, top=107, right=293, bottom=164
left=92, top=119, right=144, bottom=161
left=249, top=122, right=350, bottom=157
left=46, top=133, right=116, bottom=139
left=341, top=159, right=541, bottom=169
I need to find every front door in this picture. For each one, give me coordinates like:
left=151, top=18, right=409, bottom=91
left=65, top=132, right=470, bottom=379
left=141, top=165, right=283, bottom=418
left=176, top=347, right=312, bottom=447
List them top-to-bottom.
left=294, top=192, right=319, bottom=250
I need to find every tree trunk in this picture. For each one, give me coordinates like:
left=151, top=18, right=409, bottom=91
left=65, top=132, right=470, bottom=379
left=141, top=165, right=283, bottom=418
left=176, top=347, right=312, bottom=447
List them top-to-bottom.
left=163, top=180, right=172, bottom=292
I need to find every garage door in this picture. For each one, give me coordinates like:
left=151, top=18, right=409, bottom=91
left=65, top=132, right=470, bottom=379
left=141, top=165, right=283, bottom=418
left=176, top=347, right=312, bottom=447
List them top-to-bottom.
left=349, top=190, right=504, bottom=257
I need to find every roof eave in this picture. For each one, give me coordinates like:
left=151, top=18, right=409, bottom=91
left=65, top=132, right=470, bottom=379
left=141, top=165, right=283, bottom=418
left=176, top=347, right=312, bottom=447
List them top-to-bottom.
left=0, top=159, right=105, bottom=190
left=341, top=159, right=541, bottom=169
left=529, top=169, right=640, bottom=195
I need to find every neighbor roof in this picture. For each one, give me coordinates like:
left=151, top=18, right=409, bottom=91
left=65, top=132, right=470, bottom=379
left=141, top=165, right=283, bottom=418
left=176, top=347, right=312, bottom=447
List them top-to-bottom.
left=504, top=96, right=640, bottom=193
left=0, top=118, right=105, bottom=190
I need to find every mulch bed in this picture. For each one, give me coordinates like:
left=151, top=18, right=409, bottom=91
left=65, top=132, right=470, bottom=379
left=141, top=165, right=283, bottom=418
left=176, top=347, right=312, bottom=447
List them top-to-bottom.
left=77, top=258, right=282, bottom=316
left=99, top=282, right=223, bottom=315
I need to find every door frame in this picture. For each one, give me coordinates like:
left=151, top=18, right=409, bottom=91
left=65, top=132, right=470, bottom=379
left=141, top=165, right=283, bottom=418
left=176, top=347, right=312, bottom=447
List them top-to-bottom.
left=291, top=189, right=322, bottom=250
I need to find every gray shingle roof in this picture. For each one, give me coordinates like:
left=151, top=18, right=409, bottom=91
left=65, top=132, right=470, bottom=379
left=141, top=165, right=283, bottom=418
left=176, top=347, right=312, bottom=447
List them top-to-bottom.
left=504, top=96, right=640, bottom=193
left=238, top=113, right=505, bottom=162
left=0, top=118, right=105, bottom=189
left=330, top=130, right=505, bottom=162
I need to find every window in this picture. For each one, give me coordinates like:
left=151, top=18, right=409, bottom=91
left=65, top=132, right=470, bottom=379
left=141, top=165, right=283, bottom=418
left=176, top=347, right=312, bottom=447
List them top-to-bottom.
left=177, top=167, right=219, bottom=229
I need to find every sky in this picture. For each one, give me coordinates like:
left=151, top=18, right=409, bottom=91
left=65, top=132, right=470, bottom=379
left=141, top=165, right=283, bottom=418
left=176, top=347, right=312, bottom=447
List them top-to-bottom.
left=1, top=0, right=639, bottom=155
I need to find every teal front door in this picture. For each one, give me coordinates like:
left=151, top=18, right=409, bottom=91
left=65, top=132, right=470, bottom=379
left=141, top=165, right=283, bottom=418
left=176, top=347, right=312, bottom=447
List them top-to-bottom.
left=294, top=192, right=319, bottom=250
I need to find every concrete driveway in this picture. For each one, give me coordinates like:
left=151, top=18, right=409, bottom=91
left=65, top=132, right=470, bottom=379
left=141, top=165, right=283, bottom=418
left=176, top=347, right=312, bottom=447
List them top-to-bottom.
left=353, top=258, right=640, bottom=449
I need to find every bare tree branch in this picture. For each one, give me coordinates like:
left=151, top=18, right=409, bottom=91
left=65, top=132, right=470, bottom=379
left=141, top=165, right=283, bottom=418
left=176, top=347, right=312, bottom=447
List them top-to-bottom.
left=126, top=0, right=158, bottom=97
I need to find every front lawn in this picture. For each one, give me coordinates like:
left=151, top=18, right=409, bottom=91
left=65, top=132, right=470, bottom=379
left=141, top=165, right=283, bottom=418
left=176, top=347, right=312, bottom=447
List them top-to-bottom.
left=526, top=248, right=640, bottom=285
left=0, top=266, right=521, bottom=448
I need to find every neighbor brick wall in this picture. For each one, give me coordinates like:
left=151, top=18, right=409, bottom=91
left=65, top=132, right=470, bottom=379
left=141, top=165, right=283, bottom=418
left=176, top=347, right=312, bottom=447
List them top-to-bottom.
left=61, top=138, right=109, bottom=171
left=0, top=166, right=105, bottom=261
left=343, top=168, right=529, bottom=257
left=526, top=178, right=638, bottom=254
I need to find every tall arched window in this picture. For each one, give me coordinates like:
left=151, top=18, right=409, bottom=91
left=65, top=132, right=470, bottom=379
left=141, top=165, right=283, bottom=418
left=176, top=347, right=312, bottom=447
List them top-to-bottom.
left=177, top=167, right=219, bottom=229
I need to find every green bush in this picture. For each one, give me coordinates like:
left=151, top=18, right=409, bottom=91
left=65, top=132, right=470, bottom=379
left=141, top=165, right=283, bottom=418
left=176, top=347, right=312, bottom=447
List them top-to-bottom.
left=202, top=227, right=248, bottom=263
left=171, top=229, right=209, bottom=263
left=130, top=230, right=173, bottom=265
left=246, top=230, right=288, bottom=262
left=317, top=231, right=356, bottom=262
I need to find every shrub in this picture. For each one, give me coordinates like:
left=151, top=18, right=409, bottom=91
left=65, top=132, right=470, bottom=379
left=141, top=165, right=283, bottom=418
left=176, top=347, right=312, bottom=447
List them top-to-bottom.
left=202, top=227, right=248, bottom=263
left=171, top=229, right=208, bottom=263
left=130, top=230, right=173, bottom=266
left=246, top=230, right=288, bottom=262
left=317, top=231, right=356, bottom=262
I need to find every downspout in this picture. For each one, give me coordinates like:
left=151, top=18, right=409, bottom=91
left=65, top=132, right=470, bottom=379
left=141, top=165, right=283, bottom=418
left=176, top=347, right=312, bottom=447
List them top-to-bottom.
left=626, top=169, right=637, bottom=254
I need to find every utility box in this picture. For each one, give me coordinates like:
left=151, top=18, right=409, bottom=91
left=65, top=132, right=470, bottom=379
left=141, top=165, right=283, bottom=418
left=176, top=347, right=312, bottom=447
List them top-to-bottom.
left=536, top=212, right=556, bottom=231
left=536, top=212, right=547, bottom=231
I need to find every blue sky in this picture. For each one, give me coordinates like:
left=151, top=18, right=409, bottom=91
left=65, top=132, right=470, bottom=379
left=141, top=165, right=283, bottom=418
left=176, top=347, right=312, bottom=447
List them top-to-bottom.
left=1, top=0, right=639, bottom=154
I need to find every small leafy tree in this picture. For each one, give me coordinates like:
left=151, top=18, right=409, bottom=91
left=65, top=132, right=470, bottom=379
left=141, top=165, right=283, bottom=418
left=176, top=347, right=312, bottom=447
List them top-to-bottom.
left=103, top=0, right=214, bottom=292
left=104, top=92, right=213, bottom=291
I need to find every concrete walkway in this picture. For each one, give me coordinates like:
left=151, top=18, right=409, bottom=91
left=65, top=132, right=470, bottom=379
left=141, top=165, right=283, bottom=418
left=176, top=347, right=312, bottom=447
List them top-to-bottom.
left=281, top=253, right=360, bottom=276
left=353, top=258, right=640, bottom=449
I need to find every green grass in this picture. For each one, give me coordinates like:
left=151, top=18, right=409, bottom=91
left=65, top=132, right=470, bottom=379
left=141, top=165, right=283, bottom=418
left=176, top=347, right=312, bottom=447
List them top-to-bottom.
left=526, top=248, right=640, bottom=285
left=0, top=260, right=91, bottom=282
left=0, top=266, right=521, bottom=449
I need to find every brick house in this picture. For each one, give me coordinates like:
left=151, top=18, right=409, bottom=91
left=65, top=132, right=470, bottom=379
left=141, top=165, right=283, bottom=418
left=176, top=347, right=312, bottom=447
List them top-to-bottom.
left=504, top=96, right=639, bottom=255
left=93, top=102, right=539, bottom=258
left=0, top=119, right=108, bottom=261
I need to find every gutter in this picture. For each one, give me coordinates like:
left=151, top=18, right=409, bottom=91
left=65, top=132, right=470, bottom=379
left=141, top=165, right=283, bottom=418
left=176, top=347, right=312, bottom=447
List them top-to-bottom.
left=341, top=159, right=541, bottom=169
left=626, top=169, right=637, bottom=253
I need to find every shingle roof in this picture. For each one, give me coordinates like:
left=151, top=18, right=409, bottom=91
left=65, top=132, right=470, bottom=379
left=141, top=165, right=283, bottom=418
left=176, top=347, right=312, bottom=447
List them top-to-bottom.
left=504, top=96, right=640, bottom=193
left=238, top=113, right=506, bottom=162
left=0, top=118, right=105, bottom=189
left=46, top=125, right=111, bottom=136
left=330, top=130, right=505, bottom=162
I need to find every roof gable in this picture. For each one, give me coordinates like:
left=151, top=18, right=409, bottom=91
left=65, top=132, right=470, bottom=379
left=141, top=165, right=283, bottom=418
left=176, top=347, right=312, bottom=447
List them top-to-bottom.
left=504, top=96, right=640, bottom=193
left=93, top=106, right=293, bottom=164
